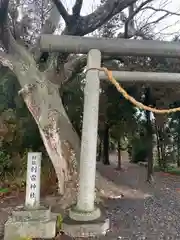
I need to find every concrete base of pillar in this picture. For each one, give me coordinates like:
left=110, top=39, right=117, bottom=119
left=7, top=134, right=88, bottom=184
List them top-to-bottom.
left=4, top=205, right=57, bottom=240
left=69, top=206, right=101, bottom=221
left=62, top=213, right=110, bottom=238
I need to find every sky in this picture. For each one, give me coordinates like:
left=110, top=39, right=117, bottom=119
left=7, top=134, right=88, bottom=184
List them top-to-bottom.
left=61, top=0, right=180, bottom=40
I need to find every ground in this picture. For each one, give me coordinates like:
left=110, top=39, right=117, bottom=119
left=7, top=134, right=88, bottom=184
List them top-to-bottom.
left=1, top=153, right=180, bottom=239
left=98, top=155, right=180, bottom=239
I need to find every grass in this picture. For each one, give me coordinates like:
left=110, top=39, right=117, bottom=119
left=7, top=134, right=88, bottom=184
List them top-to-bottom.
left=154, top=164, right=180, bottom=176
left=166, top=166, right=180, bottom=175
left=0, top=188, right=9, bottom=193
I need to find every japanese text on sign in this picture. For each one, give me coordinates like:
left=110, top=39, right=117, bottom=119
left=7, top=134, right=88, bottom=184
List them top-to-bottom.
left=25, top=152, right=42, bottom=207
left=29, top=158, right=37, bottom=199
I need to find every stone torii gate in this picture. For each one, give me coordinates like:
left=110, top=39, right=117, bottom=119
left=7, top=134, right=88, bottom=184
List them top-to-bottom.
left=40, top=35, right=180, bottom=236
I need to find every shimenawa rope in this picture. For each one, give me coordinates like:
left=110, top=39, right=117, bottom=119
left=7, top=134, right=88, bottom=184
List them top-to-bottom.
left=86, top=67, right=180, bottom=114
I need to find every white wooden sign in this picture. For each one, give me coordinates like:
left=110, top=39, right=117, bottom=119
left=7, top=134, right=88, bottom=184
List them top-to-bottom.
left=25, top=152, right=42, bottom=208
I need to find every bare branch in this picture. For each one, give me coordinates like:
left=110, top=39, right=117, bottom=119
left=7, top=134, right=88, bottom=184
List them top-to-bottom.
left=52, top=0, right=70, bottom=24
left=72, top=0, right=83, bottom=17
left=76, top=0, right=138, bottom=36
left=118, top=0, right=154, bottom=39
left=124, top=0, right=153, bottom=37
left=130, top=0, right=154, bottom=22
left=142, top=6, right=180, bottom=17
left=139, top=13, right=169, bottom=32
left=153, top=19, right=180, bottom=38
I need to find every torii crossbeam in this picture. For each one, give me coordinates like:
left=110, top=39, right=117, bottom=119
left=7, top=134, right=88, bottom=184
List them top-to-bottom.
left=40, top=35, right=180, bottom=58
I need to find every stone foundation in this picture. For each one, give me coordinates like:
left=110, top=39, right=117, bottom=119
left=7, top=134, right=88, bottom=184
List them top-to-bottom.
left=4, top=205, right=57, bottom=240
left=69, top=206, right=101, bottom=222
left=62, top=210, right=110, bottom=238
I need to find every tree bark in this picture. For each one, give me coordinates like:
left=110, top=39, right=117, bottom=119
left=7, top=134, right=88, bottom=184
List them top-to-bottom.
left=21, top=78, right=80, bottom=195
left=145, top=88, right=154, bottom=183
left=146, top=112, right=154, bottom=183
left=155, top=114, right=168, bottom=170
left=155, top=120, right=162, bottom=168
left=103, top=123, right=110, bottom=165
left=158, top=127, right=167, bottom=170
left=177, top=133, right=180, bottom=167
left=97, top=138, right=102, bottom=162
left=117, top=140, right=122, bottom=170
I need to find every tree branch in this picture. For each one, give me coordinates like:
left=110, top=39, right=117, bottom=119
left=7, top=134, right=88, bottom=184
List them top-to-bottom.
left=45, top=0, right=148, bottom=77
left=52, top=0, right=70, bottom=24
left=72, top=0, right=83, bottom=16
left=75, top=0, right=138, bottom=36
left=124, top=0, right=153, bottom=38
left=127, top=0, right=153, bottom=24
left=0, top=1, right=34, bottom=58
left=124, top=5, right=135, bottom=38
left=142, top=6, right=180, bottom=17
left=139, top=13, right=169, bottom=33
left=118, top=15, right=150, bottom=39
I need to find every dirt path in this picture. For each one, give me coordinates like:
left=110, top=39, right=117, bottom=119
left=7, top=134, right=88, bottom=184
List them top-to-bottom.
left=2, top=153, right=180, bottom=239
left=97, top=154, right=180, bottom=239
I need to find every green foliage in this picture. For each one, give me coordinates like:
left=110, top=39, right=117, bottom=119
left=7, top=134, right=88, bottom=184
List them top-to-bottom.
left=0, top=68, right=43, bottom=179
left=62, top=73, right=84, bottom=136
left=104, top=83, right=136, bottom=139
left=128, top=116, right=150, bottom=163
left=132, top=141, right=148, bottom=163
left=0, top=151, right=12, bottom=175
left=154, top=165, right=180, bottom=175
left=167, top=166, right=180, bottom=175
left=0, top=188, right=9, bottom=193
left=56, top=214, right=63, bottom=231
left=18, top=237, right=32, bottom=240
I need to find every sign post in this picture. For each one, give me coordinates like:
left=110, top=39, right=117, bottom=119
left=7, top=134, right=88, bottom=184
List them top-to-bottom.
left=25, top=152, right=42, bottom=208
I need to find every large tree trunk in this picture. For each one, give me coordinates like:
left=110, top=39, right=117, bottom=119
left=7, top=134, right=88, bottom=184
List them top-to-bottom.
left=1, top=45, right=81, bottom=195
left=21, top=79, right=80, bottom=195
left=103, top=123, right=110, bottom=165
